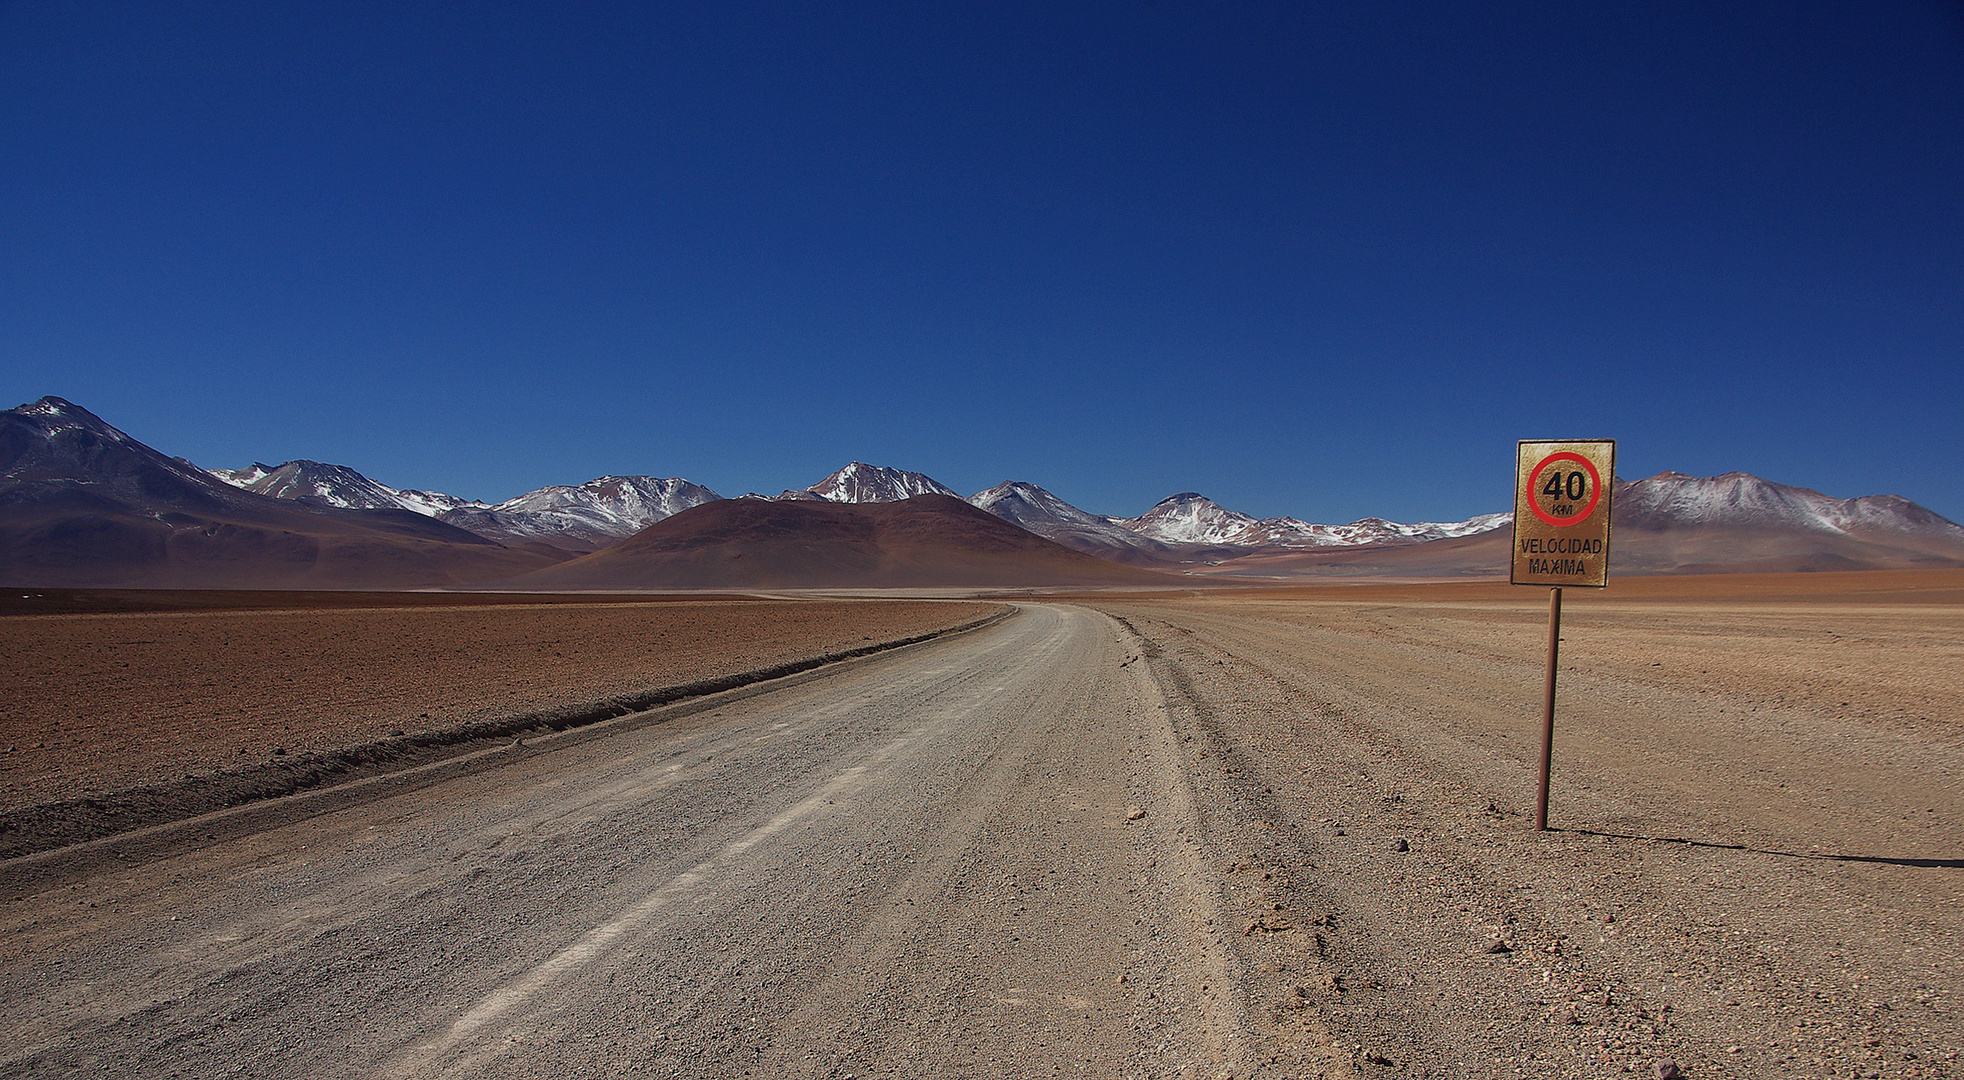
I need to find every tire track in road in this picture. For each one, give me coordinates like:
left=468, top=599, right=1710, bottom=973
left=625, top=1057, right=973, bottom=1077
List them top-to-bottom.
left=1097, top=597, right=1964, bottom=1080
left=3, top=603, right=1260, bottom=1079
left=385, top=755, right=897, bottom=1078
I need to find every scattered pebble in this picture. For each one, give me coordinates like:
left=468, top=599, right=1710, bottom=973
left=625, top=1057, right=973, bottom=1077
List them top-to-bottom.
left=1125, top=805, right=1146, bottom=820
left=1392, top=837, right=1409, bottom=852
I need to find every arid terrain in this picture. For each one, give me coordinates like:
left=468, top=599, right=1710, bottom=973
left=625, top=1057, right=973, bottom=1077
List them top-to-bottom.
left=1092, top=570, right=1963, bottom=1078
left=1, top=572, right=1958, bottom=1078
left=0, top=594, right=1003, bottom=854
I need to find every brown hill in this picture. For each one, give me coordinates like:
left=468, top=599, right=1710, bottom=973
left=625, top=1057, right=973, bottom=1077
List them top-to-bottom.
left=0, top=494, right=565, bottom=589
left=504, top=494, right=1182, bottom=590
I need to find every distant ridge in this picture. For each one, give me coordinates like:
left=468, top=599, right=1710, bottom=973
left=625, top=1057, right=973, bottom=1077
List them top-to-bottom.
left=8, top=396, right=1961, bottom=586
left=1, top=398, right=560, bottom=588
left=212, top=459, right=482, bottom=517
left=807, top=462, right=957, bottom=503
left=1606, top=471, right=1964, bottom=575
left=1193, top=472, right=1964, bottom=580
left=441, top=476, right=722, bottom=553
left=966, top=481, right=1179, bottom=567
left=1118, top=491, right=1509, bottom=549
left=504, top=494, right=1178, bottom=590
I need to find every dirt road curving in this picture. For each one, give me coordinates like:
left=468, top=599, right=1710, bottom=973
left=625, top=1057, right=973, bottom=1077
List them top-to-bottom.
left=2, top=604, right=1317, bottom=1078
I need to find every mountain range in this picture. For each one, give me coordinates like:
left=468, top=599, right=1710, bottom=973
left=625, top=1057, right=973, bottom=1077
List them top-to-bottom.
left=4, top=395, right=1962, bottom=589
left=0, top=398, right=556, bottom=588
left=200, top=447, right=1525, bottom=566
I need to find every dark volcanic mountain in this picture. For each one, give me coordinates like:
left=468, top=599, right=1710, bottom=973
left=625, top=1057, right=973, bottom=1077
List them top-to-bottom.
left=0, top=398, right=560, bottom=588
left=506, top=493, right=1178, bottom=590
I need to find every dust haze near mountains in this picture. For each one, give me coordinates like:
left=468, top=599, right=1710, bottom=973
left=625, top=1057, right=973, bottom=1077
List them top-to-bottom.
left=3, top=396, right=1962, bottom=589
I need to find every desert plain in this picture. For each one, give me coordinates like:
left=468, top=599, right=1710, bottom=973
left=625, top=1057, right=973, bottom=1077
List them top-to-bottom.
left=1, top=571, right=1959, bottom=1078
left=0, top=594, right=1005, bottom=854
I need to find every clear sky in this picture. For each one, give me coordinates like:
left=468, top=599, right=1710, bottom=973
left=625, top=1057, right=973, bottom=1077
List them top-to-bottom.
left=3, top=1, right=1960, bottom=524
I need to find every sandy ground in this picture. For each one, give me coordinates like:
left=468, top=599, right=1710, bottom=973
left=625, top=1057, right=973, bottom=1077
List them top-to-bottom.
left=1, top=573, right=1958, bottom=1077
left=1093, top=573, right=1962, bottom=1078
left=0, top=597, right=1000, bottom=817
left=1, top=604, right=1266, bottom=1079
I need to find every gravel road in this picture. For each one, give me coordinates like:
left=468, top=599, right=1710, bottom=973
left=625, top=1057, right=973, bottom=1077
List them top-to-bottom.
left=6, top=592, right=1956, bottom=1079
left=1, top=604, right=1290, bottom=1079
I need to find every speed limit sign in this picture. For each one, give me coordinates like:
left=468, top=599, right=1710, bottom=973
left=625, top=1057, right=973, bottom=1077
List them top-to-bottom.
left=1513, top=438, right=1615, bottom=831
left=1511, top=440, right=1615, bottom=588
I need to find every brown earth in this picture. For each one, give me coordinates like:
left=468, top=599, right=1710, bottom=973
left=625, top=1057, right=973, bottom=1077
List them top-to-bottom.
left=1089, top=569, right=1962, bottom=1077
left=4, top=572, right=1959, bottom=1076
left=0, top=595, right=1000, bottom=836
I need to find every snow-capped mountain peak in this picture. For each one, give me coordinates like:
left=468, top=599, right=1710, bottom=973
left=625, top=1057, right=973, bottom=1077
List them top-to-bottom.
left=203, top=455, right=725, bottom=550
left=209, top=459, right=481, bottom=516
left=805, top=462, right=958, bottom=503
left=1614, top=471, right=1964, bottom=538
left=438, top=475, right=723, bottom=551
left=490, top=475, right=720, bottom=523
left=969, top=481, right=1112, bottom=530
left=1115, top=491, right=1512, bottom=549
left=1119, top=492, right=1264, bottom=545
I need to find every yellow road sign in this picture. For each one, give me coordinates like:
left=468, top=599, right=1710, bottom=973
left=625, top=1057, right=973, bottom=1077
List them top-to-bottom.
left=1511, top=439, right=1615, bottom=588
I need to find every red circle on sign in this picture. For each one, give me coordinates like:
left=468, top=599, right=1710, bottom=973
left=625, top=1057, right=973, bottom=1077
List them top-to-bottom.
left=1527, top=452, right=1603, bottom=528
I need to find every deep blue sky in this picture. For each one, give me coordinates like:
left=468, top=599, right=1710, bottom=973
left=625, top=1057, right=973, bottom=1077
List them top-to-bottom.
left=4, top=2, right=1961, bottom=523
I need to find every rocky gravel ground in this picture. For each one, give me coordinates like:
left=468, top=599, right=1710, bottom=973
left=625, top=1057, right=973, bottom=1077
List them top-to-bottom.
left=3, top=579, right=1957, bottom=1078
left=1095, top=585, right=1962, bottom=1079
left=1, top=604, right=1252, bottom=1079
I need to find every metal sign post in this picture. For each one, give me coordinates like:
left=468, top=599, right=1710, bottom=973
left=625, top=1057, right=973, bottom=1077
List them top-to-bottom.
left=1511, top=439, right=1615, bottom=831
left=1537, top=585, right=1562, bottom=831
